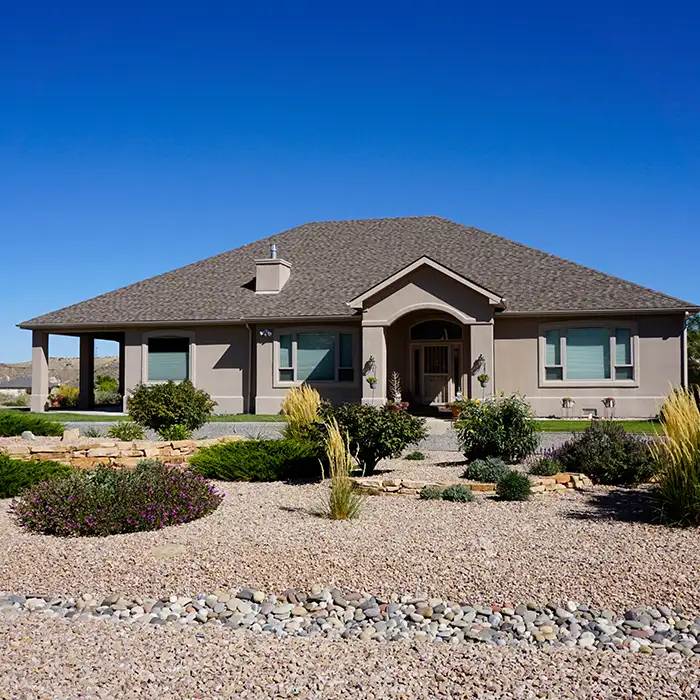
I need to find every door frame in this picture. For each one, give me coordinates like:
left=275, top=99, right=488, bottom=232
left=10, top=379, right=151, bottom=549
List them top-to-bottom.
left=410, top=341, right=463, bottom=405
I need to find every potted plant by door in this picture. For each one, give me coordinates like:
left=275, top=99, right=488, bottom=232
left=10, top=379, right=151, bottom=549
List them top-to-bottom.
left=477, top=373, right=489, bottom=388
left=366, top=376, right=377, bottom=390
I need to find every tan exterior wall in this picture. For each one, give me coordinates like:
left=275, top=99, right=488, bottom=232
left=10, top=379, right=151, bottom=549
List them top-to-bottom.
left=494, top=314, right=685, bottom=418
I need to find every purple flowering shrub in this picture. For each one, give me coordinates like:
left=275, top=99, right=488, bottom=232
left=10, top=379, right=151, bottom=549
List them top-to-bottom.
left=11, top=459, right=223, bottom=537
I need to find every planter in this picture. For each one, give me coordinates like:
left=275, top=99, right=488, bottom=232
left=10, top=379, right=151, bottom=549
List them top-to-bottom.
left=479, top=380, right=488, bottom=388
left=368, top=382, right=377, bottom=390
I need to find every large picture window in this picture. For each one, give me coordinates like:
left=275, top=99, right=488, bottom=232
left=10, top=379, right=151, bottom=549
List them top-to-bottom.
left=542, top=325, right=635, bottom=383
left=276, top=331, right=355, bottom=384
left=147, top=337, right=190, bottom=381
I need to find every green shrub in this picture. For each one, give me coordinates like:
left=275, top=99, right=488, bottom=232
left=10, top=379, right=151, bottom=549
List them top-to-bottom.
left=95, top=374, right=118, bottom=393
left=127, top=381, right=215, bottom=433
left=51, top=384, right=79, bottom=409
left=652, top=388, right=700, bottom=526
left=94, top=390, right=122, bottom=406
left=455, top=395, right=539, bottom=463
left=319, top=403, right=427, bottom=475
left=0, top=412, right=64, bottom=437
left=107, top=421, right=145, bottom=441
left=555, top=421, right=654, bottom=486
left=158, top=424, right=192, bottom=441
left=83, top=426, right=103, bottom=438
left=190, top=439, right=322, bottom=482
left=404, top=451, right=426, bottom=460
left=0, top=455, right=72, bottom=499
left=529, top=456, right=561, bottom=477
left=463, top=457, right=509, bottom=482
left=11, top=460, right=223, bottom=537
left=496, top=471, right=532, bottom=501
left=442, top=484, right=475, bottom=502
left=419, top=485, right=444, bottom=500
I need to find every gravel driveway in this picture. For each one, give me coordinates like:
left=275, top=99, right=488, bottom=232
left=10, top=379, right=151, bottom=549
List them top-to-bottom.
left=1, top=452, right=698, bottom=613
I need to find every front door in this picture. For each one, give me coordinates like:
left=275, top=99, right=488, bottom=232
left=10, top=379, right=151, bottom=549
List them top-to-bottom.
left=421, top=344, right=450, bottom=405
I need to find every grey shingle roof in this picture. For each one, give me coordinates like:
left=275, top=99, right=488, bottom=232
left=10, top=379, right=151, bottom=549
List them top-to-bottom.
left=19, top=217, right=695, bottom=328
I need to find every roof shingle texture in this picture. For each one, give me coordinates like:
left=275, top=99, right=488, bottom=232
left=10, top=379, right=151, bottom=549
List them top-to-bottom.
left=21, top=217, right=693, bottom=327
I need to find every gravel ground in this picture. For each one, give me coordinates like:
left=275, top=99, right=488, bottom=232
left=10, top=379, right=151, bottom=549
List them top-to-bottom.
left=1, top=452, right=698, bottom=612
left=0, top=614, right=698, bottom=699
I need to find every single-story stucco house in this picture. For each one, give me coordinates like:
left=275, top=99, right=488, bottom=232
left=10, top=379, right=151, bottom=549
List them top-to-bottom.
left=19, top=216, right=697, bottom=418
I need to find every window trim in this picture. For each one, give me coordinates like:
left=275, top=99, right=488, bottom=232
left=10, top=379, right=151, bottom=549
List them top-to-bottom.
left=538, top=321, right=639, bottom=388
left=273, top=327, right=359, bottom=388
left=141, top=330, right=196, bottom=384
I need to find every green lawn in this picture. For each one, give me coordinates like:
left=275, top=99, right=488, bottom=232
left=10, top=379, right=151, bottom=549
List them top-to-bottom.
left=16, top=411, right=286, bottom=423
left=534, top=419, right=659, bottom=434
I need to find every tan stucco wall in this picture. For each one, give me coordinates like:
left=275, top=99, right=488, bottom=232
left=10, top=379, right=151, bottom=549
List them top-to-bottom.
left=494, top=314, right=685, bottom=418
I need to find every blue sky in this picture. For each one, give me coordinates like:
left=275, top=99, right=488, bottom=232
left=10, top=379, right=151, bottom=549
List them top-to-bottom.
left=1, top=0, right=698, bottom=362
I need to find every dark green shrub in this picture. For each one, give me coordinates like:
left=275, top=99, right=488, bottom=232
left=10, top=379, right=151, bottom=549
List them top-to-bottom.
left=127, top=381, right=215, bottom=433
left=455, top=395, right=539, bottom=463
left=319, top=404, right=427, bottom=475
left=0, top=412, right=64, bottom=437
left=106, top=421, right=145, bottom=441
left=555, top=421, right=654, bottom=486
left=158, top=424, right=192, bottom=441
left=190, top=439, right=322, bottom=481
left=404, top=451, right=426, bottom=461
left=0, top=455, right=72, bottom=499
left=529, top=456, right=561, bottom=477
left=463, top=457, right=509, bottom=482
left=11, top=460, right=223, bottom=537
left=496, top=471, right=532, bottom=501
left=442, top=484, right=475, bottom=502
left=419, top=485, right=444, bottom=500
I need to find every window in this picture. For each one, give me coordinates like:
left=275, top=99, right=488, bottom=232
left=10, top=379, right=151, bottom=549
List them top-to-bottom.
left=411, top=320, right=462, bottom=341
left=542, top=325, right=635, bottom=383
left=277, top=331, right=355, bottom=383
left=147, top=337, right=189, bottom=381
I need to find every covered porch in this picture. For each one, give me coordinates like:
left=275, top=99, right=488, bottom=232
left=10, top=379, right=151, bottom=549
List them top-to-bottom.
left=29, top=330, right=126, bottom=413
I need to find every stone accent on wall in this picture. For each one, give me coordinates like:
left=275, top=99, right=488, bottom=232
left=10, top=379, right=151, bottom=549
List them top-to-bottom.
left=0, top=435, right=243, bottom=468
left=351, top=472, right=593, bottom=496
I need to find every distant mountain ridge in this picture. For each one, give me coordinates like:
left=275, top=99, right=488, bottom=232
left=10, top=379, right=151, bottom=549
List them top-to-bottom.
left=0, top=356, right=119, bottom=386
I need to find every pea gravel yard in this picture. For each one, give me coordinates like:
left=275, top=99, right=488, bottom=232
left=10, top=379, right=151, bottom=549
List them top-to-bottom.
left=1, top=451, right=699, bottom=699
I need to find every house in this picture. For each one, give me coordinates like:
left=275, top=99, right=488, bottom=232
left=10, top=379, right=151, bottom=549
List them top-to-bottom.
left=19, top=216, right=697, bottom=418
left=0, top=375, right=59, bottom=396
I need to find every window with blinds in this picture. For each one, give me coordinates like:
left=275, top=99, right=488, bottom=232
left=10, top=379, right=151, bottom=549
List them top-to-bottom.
left=543, top=326, right=634, bottom=382
left=277, top=331, right=355, bottom=383
left=147, top=337, right=190, bottom=381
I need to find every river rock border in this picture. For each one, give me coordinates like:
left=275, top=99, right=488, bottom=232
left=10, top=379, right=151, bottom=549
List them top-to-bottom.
left=0, top=434, right=244, bottom=469
left=351, top=472, right=592, bottom=496
left=1, top=587, right=698, bottom=656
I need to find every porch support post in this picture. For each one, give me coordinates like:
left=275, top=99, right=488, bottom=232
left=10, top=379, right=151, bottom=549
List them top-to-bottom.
left=469, top=322, right=494, bottom=399
left=361, top=324, right=387, bottom=406
left=30, top=330, right=49, bottom=413
left=122, top=331, right=143, bottom=412
left=78, top=335, right=95, bottom=410
left=118, top=335, right=125, bottom=398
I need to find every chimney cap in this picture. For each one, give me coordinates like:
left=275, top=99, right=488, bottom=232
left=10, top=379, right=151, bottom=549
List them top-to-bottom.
left=269, top=243, right=277, bottom=259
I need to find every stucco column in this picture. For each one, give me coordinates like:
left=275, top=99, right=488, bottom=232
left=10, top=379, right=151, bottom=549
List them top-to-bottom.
left=469, top=323, right=494, bottom=399
left=361, top=325, right=387, bottom=406
left=30, top=330, right=49, bottom=413
left=122, top=331, right=143, bottom=412
left=78, top=335, right=95, bottom=410
left=118, top=335, right=125, bottom=397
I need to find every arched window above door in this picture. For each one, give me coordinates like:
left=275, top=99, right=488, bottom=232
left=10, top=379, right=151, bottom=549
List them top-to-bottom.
left=410, top=320, right=462, bottom=341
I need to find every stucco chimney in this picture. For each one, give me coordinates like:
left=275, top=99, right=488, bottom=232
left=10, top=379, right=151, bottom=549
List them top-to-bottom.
left=255, top=244, right=291, bottom=294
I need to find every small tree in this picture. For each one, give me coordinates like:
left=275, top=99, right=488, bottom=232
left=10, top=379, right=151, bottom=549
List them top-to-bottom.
left=127, top=381, right=216, bottom=433
left=320, top=403, right=427, bottom=475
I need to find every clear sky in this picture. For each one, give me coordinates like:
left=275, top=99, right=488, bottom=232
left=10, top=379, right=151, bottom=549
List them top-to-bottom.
left=1, top=0, right=698, bottom=362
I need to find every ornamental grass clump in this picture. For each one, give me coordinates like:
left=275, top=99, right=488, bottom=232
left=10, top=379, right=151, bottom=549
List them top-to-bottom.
left=281, top=384, right=321, bottom=439
left=652, top=388, right=700, bottom=527
left=455, top=394, right=539, bottom=463
left=321, top=418, right=362, bottom=520
left=106, top=421, right=145, bottom=441
left=404, top=451, right=426, bottom=460
left=529, top=456, right=561, bottom=477
left=11, top=460, right=223, bottom=537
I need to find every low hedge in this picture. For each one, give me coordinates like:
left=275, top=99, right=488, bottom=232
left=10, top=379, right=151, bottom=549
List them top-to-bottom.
left=0, top=412, right=64, bottom=437
left=189, top=439, right=323, bottom=482
left=0, top=454, right=72, bottom=499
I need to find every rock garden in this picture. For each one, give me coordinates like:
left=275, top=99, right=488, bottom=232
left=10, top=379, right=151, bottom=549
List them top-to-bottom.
left=1, top=382, right=700, bottom=696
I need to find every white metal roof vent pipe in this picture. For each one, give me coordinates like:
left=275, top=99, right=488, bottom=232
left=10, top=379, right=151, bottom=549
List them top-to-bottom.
left=270, top=244, right=278, bottom=259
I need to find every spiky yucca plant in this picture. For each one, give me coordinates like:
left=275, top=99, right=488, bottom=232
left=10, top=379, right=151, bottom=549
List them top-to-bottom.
left=281, top=384, right=321, bottom=438
left=652, top=387, right=700, bottom=526
left=322, top=418, right=362, bottom=520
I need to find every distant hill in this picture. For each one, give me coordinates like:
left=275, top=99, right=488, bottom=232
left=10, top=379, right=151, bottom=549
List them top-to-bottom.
left=0, top=356, right=119, bottom=386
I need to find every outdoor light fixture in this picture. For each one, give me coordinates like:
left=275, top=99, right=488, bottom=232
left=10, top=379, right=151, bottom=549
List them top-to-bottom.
left=259, top=329, right=273, bottom=339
